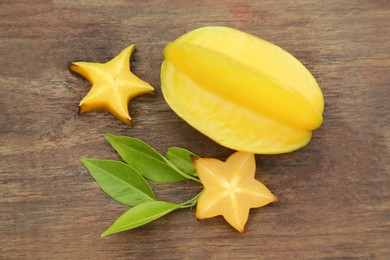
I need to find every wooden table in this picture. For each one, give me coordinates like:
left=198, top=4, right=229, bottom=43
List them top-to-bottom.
left=1, top=1, right=389, bottom=259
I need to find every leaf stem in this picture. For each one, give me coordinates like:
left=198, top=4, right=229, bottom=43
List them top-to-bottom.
left=165, top=159, right=201, bottom=183
left=180, top=192, right=201, bottom=208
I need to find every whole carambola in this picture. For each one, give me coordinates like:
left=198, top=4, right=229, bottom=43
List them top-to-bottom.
left=161, top=26, right=324, bottom=154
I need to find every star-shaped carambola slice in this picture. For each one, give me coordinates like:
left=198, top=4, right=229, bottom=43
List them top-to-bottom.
left=70, top=45, right=155, bottom=125
left=193, top=151, right=277, bottom=232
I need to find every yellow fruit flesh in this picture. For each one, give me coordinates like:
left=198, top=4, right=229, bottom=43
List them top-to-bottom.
left=161, top=27, right=324, bottom=154
left=175, top=27, right=324, bottom=115
left=164, top=42, right=322, bottom=130
left=71, top=45, right=155, bottom=125
left=162, top=61, right=312, bottom=153
left=194, top=152, right=277, bottom=232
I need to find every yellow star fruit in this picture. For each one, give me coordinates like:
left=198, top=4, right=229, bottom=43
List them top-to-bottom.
left=161, top=26, right=324, bottom=154
left=70, top=45, right=154, bottom=126
left=194, top=151, right=277, bottom=233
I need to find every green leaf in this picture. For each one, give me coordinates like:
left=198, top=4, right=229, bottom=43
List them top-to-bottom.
left=105, top=134, right=187, bottom=183
left=167, top=147, right=199, bottom=177
left=81, top=158, right=156, bottom=206
left=101, top=201, right=180, bottom=237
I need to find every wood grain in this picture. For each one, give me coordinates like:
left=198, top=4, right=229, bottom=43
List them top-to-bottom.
left=1, top=0, right=389, bottom=259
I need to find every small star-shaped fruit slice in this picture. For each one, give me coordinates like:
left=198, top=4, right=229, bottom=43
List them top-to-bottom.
left=70, top=45, right=155, bottom=125
left=194, top=151, right=277, bottom=232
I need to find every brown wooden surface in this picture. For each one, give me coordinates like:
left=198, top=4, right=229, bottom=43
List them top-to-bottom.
left=1, top=0, right=389, bottom=259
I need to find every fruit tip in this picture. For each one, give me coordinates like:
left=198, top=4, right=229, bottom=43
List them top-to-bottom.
left=163, top=42, right=174, bottom=57
left=129, top=44, right=136, bottom=51
left=69, top=61, right=78, bottom=71
left=77, top=106, right=82, bottom=115
left=118, top=115, right=134, bottom=127
left=125, top=117, right=134, bottom=127
left=190, top=155, right=198, bottom=163
left=271, top=195, right=279, bottom=204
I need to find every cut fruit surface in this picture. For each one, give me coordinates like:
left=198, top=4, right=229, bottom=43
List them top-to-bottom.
left=161, top=27, right=324, bottom=154
left=71, top=45, right=155, bottom=125
left=194, top=151, right=277, bottom=232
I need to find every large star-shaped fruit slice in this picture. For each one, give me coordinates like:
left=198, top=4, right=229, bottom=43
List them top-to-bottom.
left=70, top=45, right=155, bottom=125
left=194, top=151, right=277, bottom=232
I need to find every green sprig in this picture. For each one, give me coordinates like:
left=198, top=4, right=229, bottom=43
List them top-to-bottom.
left=81, top=134, right=201, bottom=236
